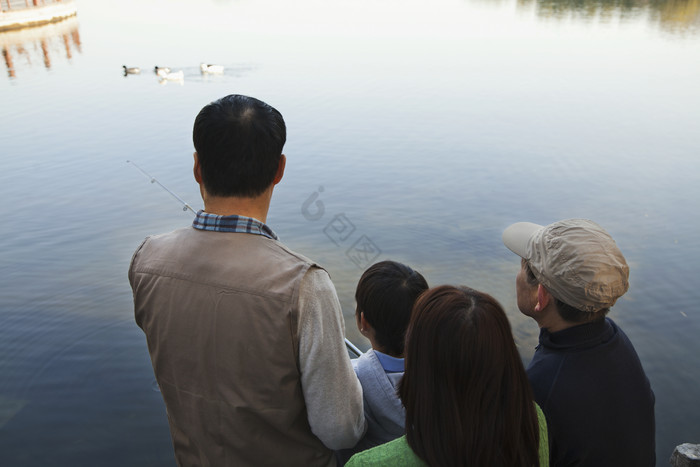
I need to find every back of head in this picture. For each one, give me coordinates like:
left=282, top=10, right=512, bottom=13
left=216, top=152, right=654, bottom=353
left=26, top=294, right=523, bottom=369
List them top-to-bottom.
left=193, top=94, right=286, bottom=197
left=503, top=218, right=629, bottom=313
left=355, top=260, right=428, bottom=357
left=521, top=260, right=608, bottom=324
left=400, top=285, right=539, bottom=467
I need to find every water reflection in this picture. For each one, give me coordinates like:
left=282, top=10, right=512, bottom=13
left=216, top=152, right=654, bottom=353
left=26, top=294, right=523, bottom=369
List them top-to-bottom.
left=519, top=0, right=700, bottom=32
left=0, top=15, right=81, bottom=78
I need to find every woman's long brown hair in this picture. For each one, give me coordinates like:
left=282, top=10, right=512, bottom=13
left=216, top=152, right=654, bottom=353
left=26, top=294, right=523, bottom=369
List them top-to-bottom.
left=399, top=285, right=540, bottom=466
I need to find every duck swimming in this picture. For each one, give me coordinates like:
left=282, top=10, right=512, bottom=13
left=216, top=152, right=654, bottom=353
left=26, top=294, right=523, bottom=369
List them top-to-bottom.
left=200, top=63, right=224, bottom=74
left=154, top=66, right=171, bottom=75
left=157, top=68, right=184, bottom=81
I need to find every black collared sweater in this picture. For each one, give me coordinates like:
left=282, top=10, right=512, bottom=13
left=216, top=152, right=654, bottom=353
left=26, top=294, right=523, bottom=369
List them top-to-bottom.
left=527, top=317, right=656, bottom=467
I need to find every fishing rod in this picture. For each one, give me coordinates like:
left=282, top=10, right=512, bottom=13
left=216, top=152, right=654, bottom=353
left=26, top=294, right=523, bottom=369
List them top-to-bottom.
left=127, top=160, right=362, bottom=358
left=127, top=160, right=197, bottom=214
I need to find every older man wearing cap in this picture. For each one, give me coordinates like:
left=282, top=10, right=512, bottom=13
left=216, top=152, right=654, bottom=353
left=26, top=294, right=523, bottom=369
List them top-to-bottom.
left=503, top=219, right=655, bottom=467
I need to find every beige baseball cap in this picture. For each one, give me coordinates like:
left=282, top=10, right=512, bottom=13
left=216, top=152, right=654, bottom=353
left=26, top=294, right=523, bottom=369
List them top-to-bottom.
left=502, top=219, right=629, bottom=312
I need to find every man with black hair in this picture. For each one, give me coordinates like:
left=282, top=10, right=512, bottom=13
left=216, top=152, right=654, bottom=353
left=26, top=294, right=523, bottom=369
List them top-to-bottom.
left=130, top=95, right=365, bottom=466
left=503, top=219, right=655, bottom=467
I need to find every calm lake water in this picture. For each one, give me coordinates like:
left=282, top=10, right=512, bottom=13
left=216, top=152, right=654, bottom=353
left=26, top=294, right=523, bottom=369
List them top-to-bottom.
left=1, top=0, right=699, bottom=465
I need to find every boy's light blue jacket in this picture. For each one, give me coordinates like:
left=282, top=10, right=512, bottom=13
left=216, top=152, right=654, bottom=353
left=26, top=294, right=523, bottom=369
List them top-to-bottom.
left=335, top=349, right=405, bottom=465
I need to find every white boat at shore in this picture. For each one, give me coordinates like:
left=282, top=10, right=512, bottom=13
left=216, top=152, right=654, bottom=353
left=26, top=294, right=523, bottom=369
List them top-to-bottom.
left=0, top=0, right=77, bottom=32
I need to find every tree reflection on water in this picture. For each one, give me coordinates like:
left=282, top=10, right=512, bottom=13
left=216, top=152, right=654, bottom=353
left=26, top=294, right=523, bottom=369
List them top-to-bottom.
left=518, top=0, right=700, bottom=32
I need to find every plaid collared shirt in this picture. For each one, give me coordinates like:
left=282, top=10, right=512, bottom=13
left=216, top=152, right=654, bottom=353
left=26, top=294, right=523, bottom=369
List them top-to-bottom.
left=192, top=210, right=278, bottom=240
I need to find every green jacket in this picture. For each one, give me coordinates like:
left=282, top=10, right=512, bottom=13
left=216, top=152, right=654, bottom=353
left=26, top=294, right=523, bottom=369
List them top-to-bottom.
left=346, top=404, right=549, bottom=466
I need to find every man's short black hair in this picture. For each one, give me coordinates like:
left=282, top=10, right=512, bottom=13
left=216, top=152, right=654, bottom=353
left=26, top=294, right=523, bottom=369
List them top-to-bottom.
left=193, top=94, right=286, bottom=197
left=355, top=260, right=428, bottom=357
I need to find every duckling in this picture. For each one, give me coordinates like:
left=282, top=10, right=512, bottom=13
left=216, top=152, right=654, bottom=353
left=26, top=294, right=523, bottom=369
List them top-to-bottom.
left=200, top=63, right=224, bottom=74
left=123, top=65, right=141, bottom=75
left=154, top=66, right=171, bottom=75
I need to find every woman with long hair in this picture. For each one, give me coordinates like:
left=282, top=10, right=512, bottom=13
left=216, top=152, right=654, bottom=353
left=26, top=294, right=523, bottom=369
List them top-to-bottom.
left=346, top=285, right=548, bottom=466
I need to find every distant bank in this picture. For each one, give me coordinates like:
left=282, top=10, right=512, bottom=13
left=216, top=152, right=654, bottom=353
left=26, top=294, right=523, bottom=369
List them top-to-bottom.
left=1, top=0, right=77, bottom=32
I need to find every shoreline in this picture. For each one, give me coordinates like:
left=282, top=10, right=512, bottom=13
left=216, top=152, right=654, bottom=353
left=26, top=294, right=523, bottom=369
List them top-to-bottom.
left=0, top=1, right=77, bottom=32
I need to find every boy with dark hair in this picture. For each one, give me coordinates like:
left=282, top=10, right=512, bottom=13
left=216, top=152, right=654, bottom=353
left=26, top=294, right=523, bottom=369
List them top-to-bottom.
left=336, top=260, right=428, bottom=464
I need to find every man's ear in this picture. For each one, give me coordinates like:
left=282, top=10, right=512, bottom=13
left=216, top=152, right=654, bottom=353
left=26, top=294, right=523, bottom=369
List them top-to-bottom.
left=193, top=152, right=203, bottom=184
left=273, top=154, right=286, bottom=185
left=535, top=284, right=551, bottom=312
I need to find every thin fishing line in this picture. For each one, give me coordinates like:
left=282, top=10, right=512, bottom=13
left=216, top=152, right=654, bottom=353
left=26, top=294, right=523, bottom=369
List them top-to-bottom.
left=126, top=160, right=196, bottom=214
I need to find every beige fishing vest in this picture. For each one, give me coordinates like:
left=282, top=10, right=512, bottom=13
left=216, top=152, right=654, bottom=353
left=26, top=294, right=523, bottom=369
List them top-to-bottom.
left=130, top=227, right=334, bottom=467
